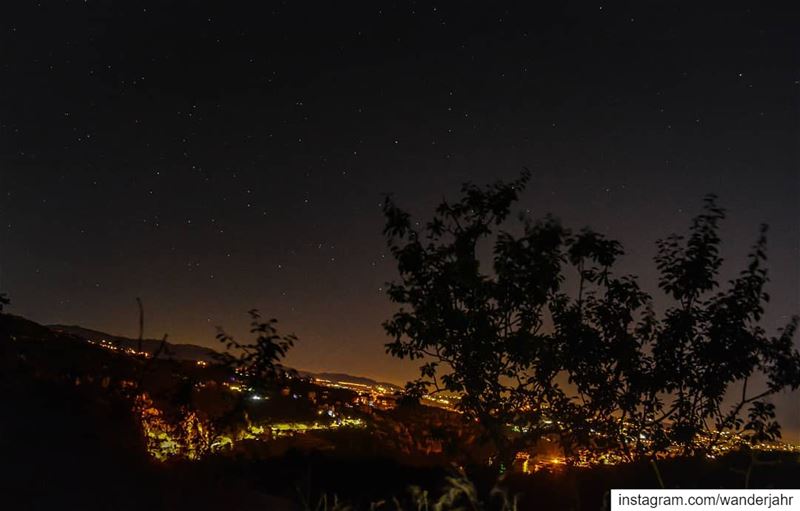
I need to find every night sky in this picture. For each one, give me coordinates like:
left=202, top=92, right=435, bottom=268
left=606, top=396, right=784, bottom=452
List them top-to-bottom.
left=1, top=1, right=798, bottom=428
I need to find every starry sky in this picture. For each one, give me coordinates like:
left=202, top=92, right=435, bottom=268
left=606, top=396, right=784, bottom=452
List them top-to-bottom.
left=0, top=1, right=798, bottom=427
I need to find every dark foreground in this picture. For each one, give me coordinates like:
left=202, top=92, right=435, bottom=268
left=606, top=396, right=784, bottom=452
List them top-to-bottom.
left=3, top=371, right=799, bottom=511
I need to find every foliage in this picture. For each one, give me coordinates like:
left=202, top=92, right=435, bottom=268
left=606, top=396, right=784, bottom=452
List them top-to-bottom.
left=383, top=170, right=567, bottom=463
left=382, top=173, right=800, bottom=465
left=651, top=202, right=800, bottom=454
left=550, top=229, right=659, bottom=458
left=0, top=292, right=9, bottom=313
left=215, top=309, right=298, bottom=394
left=306, top=468, right=520, bottom=511
left=414, top=469, right=482, bottom=511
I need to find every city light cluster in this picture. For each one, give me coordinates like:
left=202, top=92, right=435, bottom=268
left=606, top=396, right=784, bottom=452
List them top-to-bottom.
left=87, top=339, right=151, bottom=358
left=135, top=392, right=366, bottom=462
left=515, top=434, right=800, bottom=474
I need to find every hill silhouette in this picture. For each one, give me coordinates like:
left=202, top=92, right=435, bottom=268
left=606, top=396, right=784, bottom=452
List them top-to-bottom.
left=45, top=323, right=400, bottom=391
left=48, top=324, right=220, bottom=362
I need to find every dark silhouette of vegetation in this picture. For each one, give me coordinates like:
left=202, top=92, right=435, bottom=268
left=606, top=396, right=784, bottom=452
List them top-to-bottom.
left=383, top=170, right=568, bottom=467
left=382, top=173, right=800, bottom=468
left=650, top=207, right=800, bottom=454
left=132, top=298, right=172, bottom=387
left=215, top=309, right=298, bottom=393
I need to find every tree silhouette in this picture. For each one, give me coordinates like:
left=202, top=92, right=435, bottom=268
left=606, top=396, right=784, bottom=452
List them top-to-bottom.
left=383, top=171, right=575, bottom=466
left=383, top=174, right=800, bottom=466
left=550, top=195, right=800, bottom=459
left=651, top=197, right=800, bottom=454
left=549, top=228, right=659, bottom=459
left=215, top=309, right=298, bottom=394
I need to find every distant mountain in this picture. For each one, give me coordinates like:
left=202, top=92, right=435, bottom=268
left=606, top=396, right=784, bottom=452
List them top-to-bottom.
left=3, top=314, right=70, bottom=343
left=45, top=324, right=402, bottom=391
left=47, top=324, right=220, bottom=362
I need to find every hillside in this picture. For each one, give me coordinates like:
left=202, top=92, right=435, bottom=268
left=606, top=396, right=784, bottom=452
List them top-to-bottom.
left=46, top=324, right=402, bottom=391
left=47, top=324, right=220, bottom=362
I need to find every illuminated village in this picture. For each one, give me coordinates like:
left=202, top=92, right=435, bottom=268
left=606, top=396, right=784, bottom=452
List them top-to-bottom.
left=76, top=328, right=800, bottom=473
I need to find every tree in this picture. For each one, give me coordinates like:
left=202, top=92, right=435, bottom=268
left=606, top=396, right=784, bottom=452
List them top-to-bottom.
left=382, top=171, right=577, bottom=466
left=383, top=174, right=800, bottom=467
left=548, top=195, right=800, bottom=459
left=651, top=197, right=800, bottom=454
left=549, top=230, right=660, bottom=460
left=0, top=292, right=8, bottom=313
left=215, top=309, right=298, bottom=394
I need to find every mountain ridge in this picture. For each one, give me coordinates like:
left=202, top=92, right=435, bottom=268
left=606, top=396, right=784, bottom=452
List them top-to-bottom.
left=47, top=323, right=402, bottom=391
left=48, top=324, right=220, bottom=362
